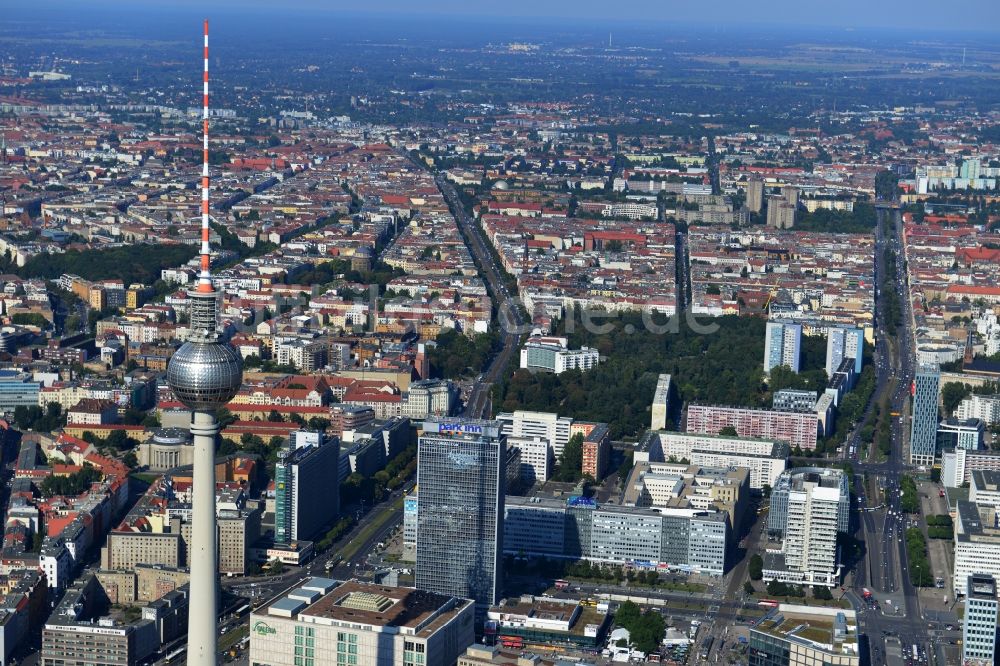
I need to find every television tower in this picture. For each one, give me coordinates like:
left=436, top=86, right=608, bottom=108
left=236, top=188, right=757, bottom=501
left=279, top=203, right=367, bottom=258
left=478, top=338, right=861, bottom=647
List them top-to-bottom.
left=165, top=19, right=243, bottom=666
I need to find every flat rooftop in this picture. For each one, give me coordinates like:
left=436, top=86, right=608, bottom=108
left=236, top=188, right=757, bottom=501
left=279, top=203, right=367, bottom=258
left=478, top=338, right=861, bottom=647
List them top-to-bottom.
left=261, top=579, right=471, bottom=638
left=488, top=598, right=606, bottom=637
left=754, top=606, right=857, bottom=655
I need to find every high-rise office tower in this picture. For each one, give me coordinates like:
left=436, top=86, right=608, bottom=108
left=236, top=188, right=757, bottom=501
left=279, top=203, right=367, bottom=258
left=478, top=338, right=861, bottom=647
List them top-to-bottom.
left=164, top=19, right=244, bottom=666
left=746, top=178, right=764, bottom=214
left=764, top=321, right=802, bottom=374
left=825, top=327, right=864, bottom=377
left=910, top=363, right=941, bottom=467
left=415, top=418, right=505, bottom=609
left=274, top=431, right=341, bottom=545
left=768, top=467, right=850, bottom=537
left=769, top=471, right=845, bottom=587
left=963, top=574, right=998, bottom=666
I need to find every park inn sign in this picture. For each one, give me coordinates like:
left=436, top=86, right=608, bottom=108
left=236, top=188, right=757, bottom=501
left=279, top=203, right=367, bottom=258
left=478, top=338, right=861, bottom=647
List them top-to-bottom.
left=423, top=419, right=501, bottom=438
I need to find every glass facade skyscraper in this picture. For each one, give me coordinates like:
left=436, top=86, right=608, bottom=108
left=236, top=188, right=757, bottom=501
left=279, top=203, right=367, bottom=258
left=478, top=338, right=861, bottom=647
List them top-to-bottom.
left=910, top=363, right=941, bottom=467
left=415, top=418, right=505, bottom=608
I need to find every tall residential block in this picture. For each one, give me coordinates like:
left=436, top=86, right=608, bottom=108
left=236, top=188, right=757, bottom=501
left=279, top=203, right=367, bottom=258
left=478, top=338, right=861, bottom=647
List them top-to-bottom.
left=746, top=178, right=764, bottom=214
left=781, top=185, right=799, bottom=208
left=766, top=196, right=796, bottom=229
left=764, top=321, right=802, bottom=374
left=825, top=327, right=864, bottom=377
left=909, top=363, right=941, bottom=466
left=651, top=373, right=672, bottom=431
left=956, top=393, right=1000, bottom=424
left=686, top=404, right=818, bottom=451
left=496, top=410, right=573, bottom=458
left=416, top=418, right=505, bottom=608
left=580, top=423, right=610, bottom=480
left=274, top=432, right=341, bottom=545
left=943, top=448, right=1000, bottom=488
left=767, top=467, right=850, bottom=537
left=764, top=468, right=847, bottom=587
left=963, top=574, right=999, bottom=666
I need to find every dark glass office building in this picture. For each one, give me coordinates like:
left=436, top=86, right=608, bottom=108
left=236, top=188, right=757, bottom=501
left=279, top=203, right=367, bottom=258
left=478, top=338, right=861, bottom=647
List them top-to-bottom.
left=415, top=418, right=505, bottom=608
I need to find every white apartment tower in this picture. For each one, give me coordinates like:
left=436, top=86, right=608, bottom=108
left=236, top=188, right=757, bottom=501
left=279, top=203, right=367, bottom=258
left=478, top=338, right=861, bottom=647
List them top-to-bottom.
left=764, top=321, right=802, bottom=374
left=651, top=373, right=672, bottom=431
left=495, top=410, right=573, bottom=458
left=769, top=478, right=842, bottom=587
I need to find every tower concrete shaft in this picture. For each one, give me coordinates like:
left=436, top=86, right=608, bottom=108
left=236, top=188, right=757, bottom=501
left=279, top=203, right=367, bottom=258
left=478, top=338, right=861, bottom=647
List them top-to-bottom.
left=188, top=409, right=220, bottom=665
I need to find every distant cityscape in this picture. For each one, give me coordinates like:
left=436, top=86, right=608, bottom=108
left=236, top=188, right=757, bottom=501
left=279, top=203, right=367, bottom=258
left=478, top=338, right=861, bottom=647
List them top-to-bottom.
left=0, top=4, right=998, bottom=666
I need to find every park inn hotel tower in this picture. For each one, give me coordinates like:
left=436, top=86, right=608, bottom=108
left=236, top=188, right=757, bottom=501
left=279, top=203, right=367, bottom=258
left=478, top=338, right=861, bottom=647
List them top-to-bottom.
left=415, top=418, right=505, bottom=611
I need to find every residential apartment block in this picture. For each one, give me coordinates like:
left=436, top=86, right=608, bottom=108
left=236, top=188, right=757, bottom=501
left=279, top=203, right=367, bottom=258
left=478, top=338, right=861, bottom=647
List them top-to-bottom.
left=686, top=404, right=818, bottom=451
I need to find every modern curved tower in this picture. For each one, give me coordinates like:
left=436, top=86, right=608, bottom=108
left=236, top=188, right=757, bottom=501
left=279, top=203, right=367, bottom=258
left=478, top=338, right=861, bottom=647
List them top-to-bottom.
left=165, top=19, right=243, bottom=666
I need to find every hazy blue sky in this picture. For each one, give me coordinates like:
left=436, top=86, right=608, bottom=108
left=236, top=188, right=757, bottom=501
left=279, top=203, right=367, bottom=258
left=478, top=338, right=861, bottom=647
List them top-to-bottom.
left=5, top=0, right=1000, bottom=33
left=162, top=0, right=1000, bottom=31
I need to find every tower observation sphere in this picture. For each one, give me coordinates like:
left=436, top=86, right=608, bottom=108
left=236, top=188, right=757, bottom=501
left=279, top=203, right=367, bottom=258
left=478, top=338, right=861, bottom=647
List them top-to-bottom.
left=165, top=339, right=243, bottom=411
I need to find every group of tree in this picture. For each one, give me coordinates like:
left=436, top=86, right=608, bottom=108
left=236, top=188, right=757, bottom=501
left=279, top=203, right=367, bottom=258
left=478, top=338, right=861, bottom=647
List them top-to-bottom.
left=875, top=170, right=900, bottom=200
left=794, top=202, right=878, bottom=234
left=18, top=244, right=198, bottom=286
left=881, top=247, right=904, bottom=330
left=10, top=312, right=49, bottom=329
left=500, top=313, right=840, bottom=439
left=428, top=328, right=501, bottom=380
left=242, top=356, right=299, bottom=374
left=766, top=364, right=829, bottom=401
left=820, top=365, right=877, bottom=455
left=941, top=382, right=973, bottom=416
left=864, top=395, right=893, bottom=459
left=13, top=403, right=65, bottom=432
left=121, top=407, right=160, bottom=428
left=81, top=429, right=139, bottom=452
left=219, top=433, right=286, bottom=478
left=552, top=433, right=585, bottom=482
left=341, top=444, right=417, bottom=507
left=40, top=464, right=102, bottom=498
left=899, top=475, right=920, bottom=513
left=926, top=514, right=954, bottom=540
left=316, top=516, right=356, bottom=552
left=905, top=528, right=934, bottom=587
left=748, top=554, right=764, bottom=580
left=559, top=559, right=661, bottom=588
left=765, top=580, right=805, bottom=598
left=812, top=586, right=834, bottom=601
left=613, top=601, right=666, bottom=654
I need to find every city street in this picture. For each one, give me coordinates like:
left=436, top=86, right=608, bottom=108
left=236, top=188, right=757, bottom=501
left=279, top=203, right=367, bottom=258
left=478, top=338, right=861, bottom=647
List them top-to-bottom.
left=435, top=173, right=526, bottom=420
left=848, top=207, right=945, bottom=665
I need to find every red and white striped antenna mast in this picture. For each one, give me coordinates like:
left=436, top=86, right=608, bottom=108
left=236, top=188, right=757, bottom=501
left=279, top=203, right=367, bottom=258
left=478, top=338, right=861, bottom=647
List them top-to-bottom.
left=198, top=18, right=213, bottom=293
